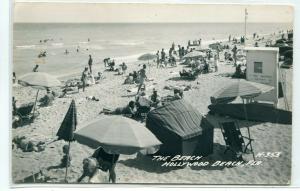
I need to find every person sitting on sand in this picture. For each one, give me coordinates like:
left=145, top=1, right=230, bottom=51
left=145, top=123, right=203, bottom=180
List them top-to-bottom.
left=103, top=58, right=110, bottom=67
left=109, top=60, right=116, bottom=71
left=137, top=64, right=147, bottom=95
left=232, top=64, right=243, bottom=78
left=132, top=71, right=138, bottom=83
left=95, top=72, right=103, bottom=81
left=124, top=74, right=134, bottom=84
left=39, top=88, right=55, bottom=106
left=149, top=89, right=161, bottom=108
left=174, top=89, right=184, bottom=100
left=100, top=101, right=136, bottom=118
left=92, top=147, right=119, bottom=183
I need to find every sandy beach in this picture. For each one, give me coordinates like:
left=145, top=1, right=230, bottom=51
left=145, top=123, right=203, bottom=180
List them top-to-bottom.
left=11, top=29, right=293, bottom=185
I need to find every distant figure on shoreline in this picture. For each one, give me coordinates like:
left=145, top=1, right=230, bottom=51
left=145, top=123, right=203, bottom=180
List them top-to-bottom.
left=229, top=34, right=231, bottom=42
left=76, top=46, right=80, bottom=52
left=65, top=49, right=69, bottom=55
left=88, top=55, right=93, bottom=73
left=33, top=64, right=39, bottom=72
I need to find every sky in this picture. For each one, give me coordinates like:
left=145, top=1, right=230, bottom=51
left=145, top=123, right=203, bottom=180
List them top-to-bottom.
left=13, top=2, right=294, bottom=23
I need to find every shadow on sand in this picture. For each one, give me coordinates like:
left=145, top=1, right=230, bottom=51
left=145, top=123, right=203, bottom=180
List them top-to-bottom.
left=190, top=143, right=239, bottom=171
left=119, top=153, right=184, bottom=174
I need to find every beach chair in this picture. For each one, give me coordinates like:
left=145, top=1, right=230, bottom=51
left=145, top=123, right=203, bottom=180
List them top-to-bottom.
left=219, top=121, right=255, bottom=160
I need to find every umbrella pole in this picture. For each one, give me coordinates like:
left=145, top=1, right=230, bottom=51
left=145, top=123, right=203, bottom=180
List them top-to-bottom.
left=32, top=89, right=40, bottom=121
left=242, top=99, right=255, bottom=161
left=64, top=141, right=71, bottom=182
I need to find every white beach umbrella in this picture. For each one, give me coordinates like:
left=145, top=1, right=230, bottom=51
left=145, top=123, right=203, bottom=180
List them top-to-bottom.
left=18, top=72, right=62, bottom=120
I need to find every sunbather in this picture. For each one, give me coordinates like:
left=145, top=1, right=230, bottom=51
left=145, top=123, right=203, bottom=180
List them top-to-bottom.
left=99, top=101, right=136, bottom=118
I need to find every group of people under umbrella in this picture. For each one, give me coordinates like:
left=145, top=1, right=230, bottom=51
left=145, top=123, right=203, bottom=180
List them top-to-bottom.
left=14, top=68, right=276, bottom=183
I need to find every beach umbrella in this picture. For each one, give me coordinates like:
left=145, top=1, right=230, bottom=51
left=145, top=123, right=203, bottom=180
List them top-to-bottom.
left=183, top=51, right=206, bottom=59
left=138, top=53, right=157, bottom=73
left=138, top=53, right=157, bottom=63
left=18, top=72, right=62, bottom=121
left=211, top=79, right=274, bottom=160
left=212, top=79, right=273, bottom=101
left=56, top=99, right=77, bottom=182
left=74, top=115, right=162, bottom=155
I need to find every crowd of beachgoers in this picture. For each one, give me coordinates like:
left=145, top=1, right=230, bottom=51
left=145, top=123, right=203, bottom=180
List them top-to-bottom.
left=11, top=29, right=293, bottom=184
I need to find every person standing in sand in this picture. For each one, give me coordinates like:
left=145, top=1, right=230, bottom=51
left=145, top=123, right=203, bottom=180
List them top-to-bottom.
left=232, top=45, right=237, bottom=66
left=156, top=50, right=160, bottom=68
left=88, top=55, right=93, bottom=73
left=137, top=64, right=147, bottom=95
left=81, top=67, right=89, bottom=92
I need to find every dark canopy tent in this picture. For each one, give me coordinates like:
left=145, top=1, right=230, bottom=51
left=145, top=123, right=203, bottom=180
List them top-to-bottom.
left=146, top=99, right=214, bottom=156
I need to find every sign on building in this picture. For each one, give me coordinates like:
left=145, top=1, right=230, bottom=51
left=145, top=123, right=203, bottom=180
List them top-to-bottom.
left=245, top=47, right=279, bottom=106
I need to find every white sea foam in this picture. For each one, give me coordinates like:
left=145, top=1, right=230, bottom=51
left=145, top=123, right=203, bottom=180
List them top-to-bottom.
left=51, top=43, right=64, bottom=46
left=15, top=45, right=36, bottom=49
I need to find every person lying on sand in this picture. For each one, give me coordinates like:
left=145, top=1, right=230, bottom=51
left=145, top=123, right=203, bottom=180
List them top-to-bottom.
left=86, top=96, right=99, bottom=101
left=99, top=101, right=136, bottom=118
left=12, top=136, right=46, bottom=152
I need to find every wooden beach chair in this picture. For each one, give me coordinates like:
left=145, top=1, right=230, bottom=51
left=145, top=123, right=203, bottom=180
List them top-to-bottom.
left=219, top=121, right=255, bottom=160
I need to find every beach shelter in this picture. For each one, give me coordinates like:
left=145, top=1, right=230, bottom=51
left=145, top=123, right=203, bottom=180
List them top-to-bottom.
left=18, top=72, right=62, bottom=120
left=56, top=99, right=77, bottom=182
left=146, top=99, right=214, bottom=156
left=74, top=115, right=162, bottom=155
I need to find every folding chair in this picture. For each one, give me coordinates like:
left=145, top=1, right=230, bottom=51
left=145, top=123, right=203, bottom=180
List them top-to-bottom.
left=219, top=121, right=255, bottom=160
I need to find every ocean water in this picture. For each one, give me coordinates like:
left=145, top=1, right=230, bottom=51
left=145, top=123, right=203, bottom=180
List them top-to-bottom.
left=13, top=23, right=292, bottom=77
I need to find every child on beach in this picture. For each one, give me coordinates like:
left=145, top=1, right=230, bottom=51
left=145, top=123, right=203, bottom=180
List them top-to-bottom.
left=60, top=144, right=72, bottom=168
